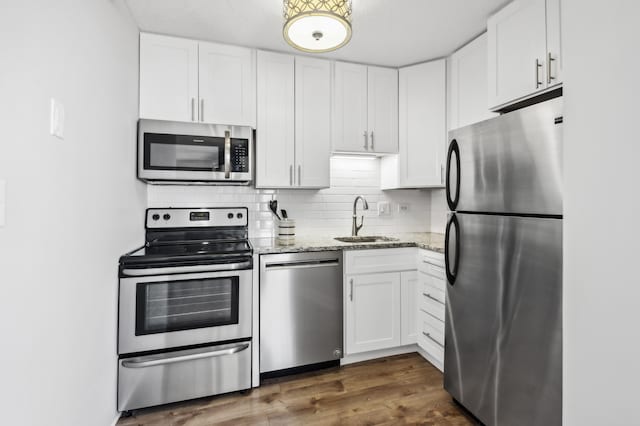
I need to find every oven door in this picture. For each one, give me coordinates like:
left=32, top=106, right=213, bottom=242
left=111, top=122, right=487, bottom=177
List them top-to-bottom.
left=137, top=119, right=253, bottom=183
left=119, top=268, right=252, bottom=355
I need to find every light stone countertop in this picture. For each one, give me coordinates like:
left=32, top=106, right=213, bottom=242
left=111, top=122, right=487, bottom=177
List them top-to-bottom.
left=250, top=232, right=445, bottom=255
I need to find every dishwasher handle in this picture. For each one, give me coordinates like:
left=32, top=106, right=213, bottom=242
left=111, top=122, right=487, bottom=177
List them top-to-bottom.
left=263, top=258, right=340, bottom=270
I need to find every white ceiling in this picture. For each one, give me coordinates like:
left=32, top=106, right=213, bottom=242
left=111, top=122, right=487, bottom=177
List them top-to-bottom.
left=125, top=0, right=511, bottom=67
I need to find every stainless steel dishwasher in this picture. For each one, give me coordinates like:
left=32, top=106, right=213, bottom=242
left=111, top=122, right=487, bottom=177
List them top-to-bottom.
left=260, top=251, right=343, bottom=374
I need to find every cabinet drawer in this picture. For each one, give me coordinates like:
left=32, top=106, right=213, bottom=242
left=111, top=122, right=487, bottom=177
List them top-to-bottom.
left=344, top=248, right=417, bottom=275
left=419, top=250, right=445, bottom=267
left=420, top=270, right=446, bottom=293
left=421, top=278, right=446, bottom=305
left=420, top=291, right=445, bottom=322
left=420, top=311, right=445, bottom=346
left=418, top=315, right=444, bottom=362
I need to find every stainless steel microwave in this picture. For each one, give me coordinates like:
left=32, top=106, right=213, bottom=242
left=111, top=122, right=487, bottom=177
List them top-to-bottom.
left=137, top=119, right=253, bottom=185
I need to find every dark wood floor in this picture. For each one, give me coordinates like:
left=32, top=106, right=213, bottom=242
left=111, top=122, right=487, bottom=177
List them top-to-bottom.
left=117, top=353, right=475, bottom=425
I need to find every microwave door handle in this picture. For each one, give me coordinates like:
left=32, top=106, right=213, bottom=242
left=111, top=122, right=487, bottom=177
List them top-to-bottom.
left=224, top=130, right=231, bottom=179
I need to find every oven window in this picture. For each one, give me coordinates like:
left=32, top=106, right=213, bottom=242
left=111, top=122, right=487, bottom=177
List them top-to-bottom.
left=144, top=133, right=225, bottom=172
left=135, top=276, right=239, bottom=336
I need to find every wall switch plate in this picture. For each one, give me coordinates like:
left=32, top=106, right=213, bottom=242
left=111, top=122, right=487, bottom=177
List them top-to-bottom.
left=50, top=98, right=65, bottom=139
left=0, top=179, right=6, bottom=227
left=378, top=201, right=391, bottom=216
left=398, top=203, right=410, bottom=213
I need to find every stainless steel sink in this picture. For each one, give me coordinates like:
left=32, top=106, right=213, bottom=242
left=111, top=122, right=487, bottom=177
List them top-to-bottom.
left=334, top=236, right=399, bottom=243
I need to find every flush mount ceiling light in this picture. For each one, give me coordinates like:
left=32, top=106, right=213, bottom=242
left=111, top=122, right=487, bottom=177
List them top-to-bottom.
left=283, top=0, right=353, bottom=53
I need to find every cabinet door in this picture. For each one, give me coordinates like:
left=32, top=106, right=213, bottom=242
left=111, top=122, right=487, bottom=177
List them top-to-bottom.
left=487, top=0, right=547, bottom=109
left=545, top=0, right=563, bottom=87
left=139, top=33, right=198, bottom=122
left=449, top=33, right=497, bottom=130
left=198, top=42, right=256, bottom=126
left=256, top=51, right=295, bottom=188
left=295, top=57, right=331, bottom=188
left=398, top=60, right=446, bottom=188
left=333, top=62, right=368, bottom=153
left=367, top=66, right=398, bottom=154
left=400, top=271, right=418, bottom=345
left=345, top=273, right=401, bottom=355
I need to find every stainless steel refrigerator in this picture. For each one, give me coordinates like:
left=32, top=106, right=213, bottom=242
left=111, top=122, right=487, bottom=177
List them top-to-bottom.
left=443, top=98, right=563, bottom=426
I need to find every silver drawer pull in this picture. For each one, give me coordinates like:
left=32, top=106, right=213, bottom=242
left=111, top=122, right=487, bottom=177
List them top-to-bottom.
left=422, top=259, right=444, bottom=268
left=423, top=292, right=443, bottom=304
left=422, top=331, right=444, bottom=348
left=122, top=343, right=250, bottom=369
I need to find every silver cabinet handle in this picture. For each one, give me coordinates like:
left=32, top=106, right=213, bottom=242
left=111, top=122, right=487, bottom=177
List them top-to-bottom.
left=547, top=52, right=556, bottom=84
left=535, top=59, right=543, bottom=89
left=191, top=98, right=196, bottom=121
left=200, top=98, right=204, bottom=122
left=224, top=130, right=231, bottom=179
left=363, top=131, right=368, bottom=150
left=370, top=131, right=374, bottom=151
left=441, top=164, right=444, bottom=185
left=290, top=165, right=293, bottom=186
left=298, top=165, right=301, bottom=186
left=350, top=278, right=354, bottom=301
left=423, top=292, right=443, bottom=304
left=422, top=332, right=444, bottom=348
left=122, top=343, right=250, bottom=368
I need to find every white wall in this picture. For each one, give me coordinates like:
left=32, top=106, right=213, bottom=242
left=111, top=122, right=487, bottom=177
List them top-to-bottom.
left=562, top=1, right=640, bottom=424
left=0, top=2, right=144, bottom=425
left=149, top=157, right=432, bottom=237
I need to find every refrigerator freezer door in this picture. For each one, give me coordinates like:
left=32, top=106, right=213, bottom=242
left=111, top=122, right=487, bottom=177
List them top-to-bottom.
left=447, top=98, right=563, bottom=216
left=444, top=213, right=562, bottom=426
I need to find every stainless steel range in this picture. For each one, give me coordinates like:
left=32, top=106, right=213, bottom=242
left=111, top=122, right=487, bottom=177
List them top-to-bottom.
left=118, top=207, right=253, bottom=412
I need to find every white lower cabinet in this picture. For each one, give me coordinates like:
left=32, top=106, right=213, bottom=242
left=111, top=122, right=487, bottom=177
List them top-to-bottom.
left=344, top=248, right=417, bottom=356
left=417, top=250, right=446, bottom=371
left=400, top=271, right=418, bottom=345
left=345, top=272, right=401, bottom=354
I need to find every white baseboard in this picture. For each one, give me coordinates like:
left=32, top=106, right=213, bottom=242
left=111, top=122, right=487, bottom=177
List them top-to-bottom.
left=340, top=344, right=418, bottom=365
left=416, top=346, right=444, bottom=372
left=110, top=413, right=121, bottom=426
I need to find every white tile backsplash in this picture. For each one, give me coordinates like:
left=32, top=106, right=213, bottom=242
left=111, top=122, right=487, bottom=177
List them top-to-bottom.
left=147, top=157, right=432, bottom=237
left=430, top=189, right=448, bottom=234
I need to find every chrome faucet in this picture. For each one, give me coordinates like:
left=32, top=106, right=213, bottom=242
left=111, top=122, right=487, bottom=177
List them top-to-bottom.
left=352, top=195, right=369, bottom=236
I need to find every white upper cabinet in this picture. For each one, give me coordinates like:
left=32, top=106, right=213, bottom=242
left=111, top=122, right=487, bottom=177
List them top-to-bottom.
left=488, top=0, right=563, bottom=110
left=139, top=33, right=198, bottom=122
left=139, top=33, right=256, bottom=127
left=449, top=33, right=497, bottom=130
left=198, top=41, right=256, bottom=127
left=256, top=51, right=295, bottom=188
left=256, top=52, right=330, bottom=189
left=295, top=56, right=331, bottom=188
left=382, top=59, right=446, bottom=189
left=333, top=62, right=398, bottom=154
left=333, top=62, right=368, bottom=153
left=367, top=66, right=399, bottom=154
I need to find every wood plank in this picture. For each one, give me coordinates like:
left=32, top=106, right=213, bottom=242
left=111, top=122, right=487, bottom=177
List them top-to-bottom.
left=117, top=353, right=475, bottom=426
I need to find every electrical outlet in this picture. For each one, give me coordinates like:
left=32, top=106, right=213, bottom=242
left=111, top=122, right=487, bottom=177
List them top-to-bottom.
left=50, top=98, right=65, bottom=139
left=378, top=201, right=391, bottom=217
left=398, top=203, right=410, bottom=213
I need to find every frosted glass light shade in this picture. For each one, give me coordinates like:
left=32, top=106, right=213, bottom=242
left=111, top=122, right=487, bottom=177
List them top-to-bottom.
left=283, top=0, right=352, bottom=53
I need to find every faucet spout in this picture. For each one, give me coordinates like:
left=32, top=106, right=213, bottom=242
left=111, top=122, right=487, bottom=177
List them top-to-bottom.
left=352, top=196, right=369, bottom=237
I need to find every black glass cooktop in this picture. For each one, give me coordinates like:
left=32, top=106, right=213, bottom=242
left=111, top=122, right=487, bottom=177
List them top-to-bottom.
left=129, top=240, right=251, bottom=258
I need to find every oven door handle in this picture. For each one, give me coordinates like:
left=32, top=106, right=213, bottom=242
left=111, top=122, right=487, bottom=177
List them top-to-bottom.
left=121, top=260, right=252, bottom=276
left=121, top=343, right=250, bottom=369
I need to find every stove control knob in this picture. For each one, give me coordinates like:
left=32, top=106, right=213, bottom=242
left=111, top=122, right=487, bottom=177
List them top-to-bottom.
left=227, top=213, right=234, bottom=219
left=237, top=213, right=243, bottom=219
left=152, top=214, right=160, bottom=221
left=163, top=214, right=171, bottom=221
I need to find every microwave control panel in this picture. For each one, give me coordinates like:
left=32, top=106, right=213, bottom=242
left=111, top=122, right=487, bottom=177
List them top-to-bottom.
left=231, top=139, right=249, bottom=173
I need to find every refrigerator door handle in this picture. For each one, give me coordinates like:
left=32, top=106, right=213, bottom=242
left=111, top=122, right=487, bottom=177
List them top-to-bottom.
left=446, top=139, right=461, bottom=211
left=445, top=213, right=460, bottom=285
